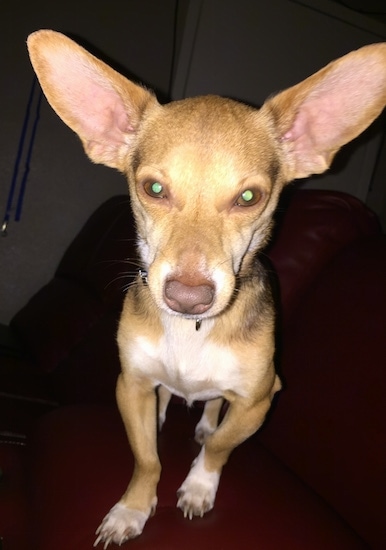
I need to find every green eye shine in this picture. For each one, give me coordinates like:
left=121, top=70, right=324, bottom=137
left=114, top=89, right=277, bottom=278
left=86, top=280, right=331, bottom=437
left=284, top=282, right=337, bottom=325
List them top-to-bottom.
left=144, top=180, right=165, bottom=198
left=151, top=182, right=163, bottom=195
left=236, top=188, right=261, bottom=207
left=241, top=190, right=254, bottom=202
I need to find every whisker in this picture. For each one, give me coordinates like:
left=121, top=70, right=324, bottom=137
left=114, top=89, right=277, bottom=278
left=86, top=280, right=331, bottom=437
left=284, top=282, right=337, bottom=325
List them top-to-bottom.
left=97, top=257, right=143, bottom=267
left=105, top=271, right=138, bottom=290
left=122, top=281, right=138, bottom=293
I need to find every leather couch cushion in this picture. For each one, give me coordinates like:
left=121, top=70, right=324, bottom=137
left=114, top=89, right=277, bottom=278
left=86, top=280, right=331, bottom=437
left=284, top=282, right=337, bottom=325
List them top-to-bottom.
left=268, top=189, right=380, bottom=323
left=56, top=196, right=137, bottom=305
left=259, top=234, right=386, bottom=547
left=27, top=404, right=366, bottom=550
left=0, top=443, right=29, bottom=550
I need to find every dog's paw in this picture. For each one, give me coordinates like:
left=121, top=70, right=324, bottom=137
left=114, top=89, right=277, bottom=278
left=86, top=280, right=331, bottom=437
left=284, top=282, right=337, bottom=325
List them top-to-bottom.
left=157, top=385, right=171, bottom=432
left=158, top=409, right=167, bottom=432
left=194, top=416, right=216, bottom=445
left=177, top=449, right=220, bottom=520
left=177, top=480, right=216, bottom=519
left=94, top=503, right=148, bottom=548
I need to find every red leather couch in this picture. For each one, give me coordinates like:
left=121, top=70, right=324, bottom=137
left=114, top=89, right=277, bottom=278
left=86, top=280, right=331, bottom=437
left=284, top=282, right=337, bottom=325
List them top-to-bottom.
left=1, top=189, right=385, bottom=549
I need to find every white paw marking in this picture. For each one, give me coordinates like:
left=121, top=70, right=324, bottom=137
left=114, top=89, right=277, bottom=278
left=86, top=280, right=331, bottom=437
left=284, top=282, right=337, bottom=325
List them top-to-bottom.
left=177, top=447, right=220, bottom=519
left=94, top=503, right=148, bottom=548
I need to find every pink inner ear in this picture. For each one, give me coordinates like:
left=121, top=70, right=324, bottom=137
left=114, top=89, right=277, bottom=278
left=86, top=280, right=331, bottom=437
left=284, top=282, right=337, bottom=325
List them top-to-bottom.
left=48, top=51, right=133, bottom=145
left=279, top=53, right=386, bottom=177
left=282, top=54, right=385, bottom=152
left=70, top=79, right=132, bottom=145
left=281, top=98, right=335, bottom=155
left=283, top=99, right=328, bottom=138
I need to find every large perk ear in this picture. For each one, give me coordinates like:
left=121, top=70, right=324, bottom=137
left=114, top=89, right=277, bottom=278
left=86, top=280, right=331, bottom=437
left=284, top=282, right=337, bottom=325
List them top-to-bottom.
left=27, top=30, right=159, bottom=171
left=262, top=43, right=386, bottom=181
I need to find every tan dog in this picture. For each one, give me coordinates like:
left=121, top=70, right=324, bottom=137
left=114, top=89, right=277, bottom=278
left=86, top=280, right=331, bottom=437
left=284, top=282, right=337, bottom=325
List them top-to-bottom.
left=27, top=31, right=386, bottom=547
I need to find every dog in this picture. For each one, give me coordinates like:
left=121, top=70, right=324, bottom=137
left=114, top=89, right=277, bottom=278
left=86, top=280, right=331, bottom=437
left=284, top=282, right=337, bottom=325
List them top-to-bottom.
left=27, top=30, right=386, bottom=547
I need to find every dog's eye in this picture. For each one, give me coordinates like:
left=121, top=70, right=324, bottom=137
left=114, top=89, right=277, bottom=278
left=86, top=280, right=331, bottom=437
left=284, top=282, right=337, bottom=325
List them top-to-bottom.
left=144, top=181, right=166, bottom=199
left=236, top=189, right=261, bottom=207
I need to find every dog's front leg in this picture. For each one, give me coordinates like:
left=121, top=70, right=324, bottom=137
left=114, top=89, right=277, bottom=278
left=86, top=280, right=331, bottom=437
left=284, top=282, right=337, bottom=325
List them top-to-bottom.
left=95, top=372, right=160, bottom=547
left=177, top=389, right=277, bottom=519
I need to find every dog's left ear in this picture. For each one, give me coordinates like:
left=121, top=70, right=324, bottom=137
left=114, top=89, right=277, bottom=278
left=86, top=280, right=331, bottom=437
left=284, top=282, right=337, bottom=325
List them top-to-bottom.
left=27, top=30, right=159, bottom=171
left=262, top=43, right=386, bottom=181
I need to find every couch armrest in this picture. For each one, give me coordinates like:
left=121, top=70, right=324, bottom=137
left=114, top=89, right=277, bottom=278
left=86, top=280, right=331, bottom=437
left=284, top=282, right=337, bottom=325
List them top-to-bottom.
left=267, top=189, right=380, bottom=324
left=260, top=234, right=386, bottom=548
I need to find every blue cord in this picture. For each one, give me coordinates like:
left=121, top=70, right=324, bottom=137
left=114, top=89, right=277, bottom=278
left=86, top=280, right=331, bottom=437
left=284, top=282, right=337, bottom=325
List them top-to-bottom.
left=2, top=76, right=42, bottom=235
left=15, top=85, right=43, bottom=221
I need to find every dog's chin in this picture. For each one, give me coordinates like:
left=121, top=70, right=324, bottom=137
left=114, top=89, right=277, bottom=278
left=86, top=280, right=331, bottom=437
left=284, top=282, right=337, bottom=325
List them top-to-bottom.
left=158, top=293, right=232, bottom=322
left=161, top=308, right=217, bottom=326
left=165, top=308, right=213, bottom=321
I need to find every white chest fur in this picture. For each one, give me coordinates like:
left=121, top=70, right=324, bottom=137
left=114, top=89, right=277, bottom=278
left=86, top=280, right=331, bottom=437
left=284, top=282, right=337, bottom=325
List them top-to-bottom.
left=126, top=315, right=246, bottom=404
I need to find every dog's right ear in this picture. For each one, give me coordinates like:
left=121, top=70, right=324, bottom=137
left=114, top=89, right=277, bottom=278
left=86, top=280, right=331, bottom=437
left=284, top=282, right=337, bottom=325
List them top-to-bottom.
left=27, top=30, right=159, bottom=171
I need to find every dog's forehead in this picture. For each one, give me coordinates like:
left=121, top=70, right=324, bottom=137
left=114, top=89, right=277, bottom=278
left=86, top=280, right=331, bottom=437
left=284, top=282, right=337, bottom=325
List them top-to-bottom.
left=137, top=95, right=279, bottom=181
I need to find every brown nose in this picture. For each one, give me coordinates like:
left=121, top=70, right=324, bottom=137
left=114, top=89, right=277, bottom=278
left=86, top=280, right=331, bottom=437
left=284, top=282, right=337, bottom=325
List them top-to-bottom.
left=164, top=279, right=215, bottom=315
